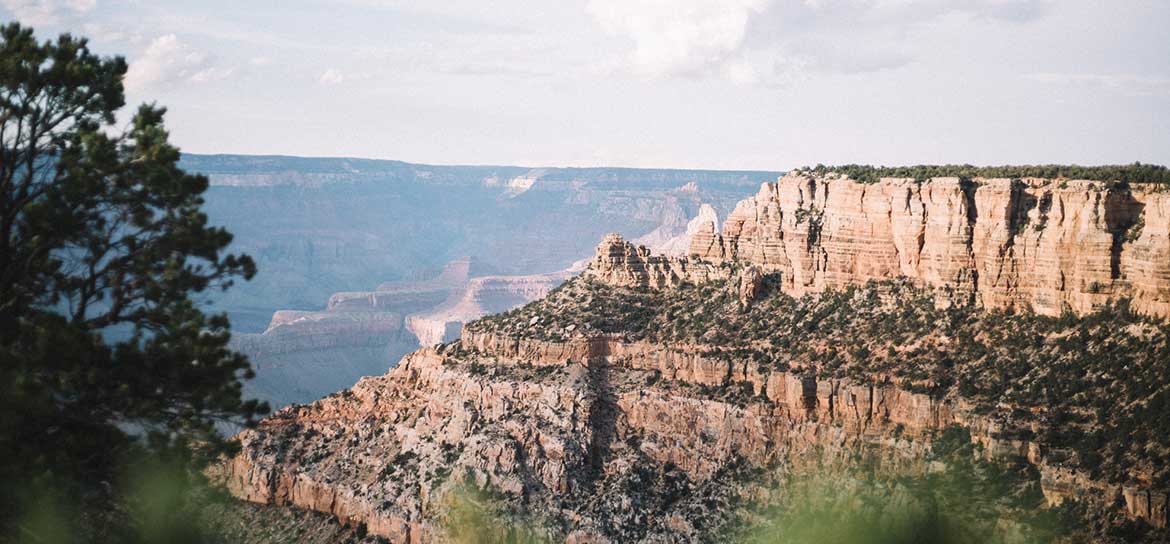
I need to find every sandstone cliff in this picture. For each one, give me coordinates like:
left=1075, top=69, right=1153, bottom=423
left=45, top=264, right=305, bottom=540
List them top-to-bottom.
left=222, top=164, right=1170, bottom=538
left=689, top=172, right=1170, bottom=318
left=587, top=233, right=730, bottom=289
left=224, top=235, right=1170, bottom=541
left=227, top=320, right=1169, bottom=541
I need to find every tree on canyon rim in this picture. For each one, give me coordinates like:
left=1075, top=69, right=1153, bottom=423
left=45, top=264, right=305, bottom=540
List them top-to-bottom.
left=0, top=22, right=266, bottom=539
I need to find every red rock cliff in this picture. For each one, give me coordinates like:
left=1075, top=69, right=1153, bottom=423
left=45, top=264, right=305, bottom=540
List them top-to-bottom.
left=689, top=173, right=1170, bottom=318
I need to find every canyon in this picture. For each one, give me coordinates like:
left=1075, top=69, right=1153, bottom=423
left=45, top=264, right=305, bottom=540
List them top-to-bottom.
left=189, top=154, right=770, bottom=332
left=193, top=154, right=765, bottom=407
left=221, top=171, right=1170, bottom=542
left=231, top=258, right=581, bottom=408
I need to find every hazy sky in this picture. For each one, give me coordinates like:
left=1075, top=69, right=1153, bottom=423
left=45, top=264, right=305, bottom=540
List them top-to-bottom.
left=3, top=0, right=1168, bottom=170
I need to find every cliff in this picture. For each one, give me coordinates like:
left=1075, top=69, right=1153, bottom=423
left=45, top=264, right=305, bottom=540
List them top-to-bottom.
left=689, top=172, right=1170, bottom=318
left=587, top=233, right=731, bottom=289
left=223, top=234, right=1170, bottom=541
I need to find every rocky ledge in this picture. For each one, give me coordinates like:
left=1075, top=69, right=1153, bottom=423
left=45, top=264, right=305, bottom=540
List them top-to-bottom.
left=689, top=172, right=1170, bottom=318
left=222, top=233, right=1170, bottom=542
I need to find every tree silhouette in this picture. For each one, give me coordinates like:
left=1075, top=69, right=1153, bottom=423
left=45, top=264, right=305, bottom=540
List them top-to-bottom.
left=0, top=22, right=265, bottom=540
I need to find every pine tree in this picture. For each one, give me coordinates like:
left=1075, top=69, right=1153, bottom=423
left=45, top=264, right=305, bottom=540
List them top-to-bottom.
left=0, top=22, right=266, bottom=540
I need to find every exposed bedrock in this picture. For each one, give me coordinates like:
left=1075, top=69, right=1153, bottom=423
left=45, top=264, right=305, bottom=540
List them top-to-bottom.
left=687, top=172, right=1170, bottom=318
left=587, top=233, right=731, bottom=289
left=224, top=332, right=1168, bottom=541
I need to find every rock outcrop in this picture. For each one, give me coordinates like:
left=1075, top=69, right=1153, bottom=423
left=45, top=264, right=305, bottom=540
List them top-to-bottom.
left=690, top=172, right=1170, bottom=318
left=223, top=178, right=1170, bottom=541
left=587, top=233, right=730, bottom=288
left=738, top=266, right=763, bottom=307
left=226, top=328, right=1169, bottom=541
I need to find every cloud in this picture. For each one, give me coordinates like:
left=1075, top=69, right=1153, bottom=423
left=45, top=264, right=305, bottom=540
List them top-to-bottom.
left=1, top=0, right=96, bottom=25
left=586, top=0, right=1046, bottom=84
left=586, top=0, right=770, bottom=79
left=813, top=0, right=1046, bottom=23
left=80, top=22, right=143, bottom=46
left=124, top=34, right=234, bottom=92
left=317, top=68, right=374, bottom=86
left=318, top=68, right=346, bottom=85
left=1026, top=72, right=1170, bottom=98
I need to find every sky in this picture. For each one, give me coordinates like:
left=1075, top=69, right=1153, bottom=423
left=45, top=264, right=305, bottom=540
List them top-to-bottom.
left=2, top=0, right=1169, bottom=170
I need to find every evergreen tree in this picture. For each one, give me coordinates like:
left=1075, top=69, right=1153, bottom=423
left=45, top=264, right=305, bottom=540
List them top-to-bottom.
left=0, top=22, right=265, bottom=540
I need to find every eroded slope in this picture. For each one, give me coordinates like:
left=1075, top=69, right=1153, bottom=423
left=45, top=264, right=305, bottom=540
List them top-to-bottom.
left=224, top=236, right=1170, bottom=542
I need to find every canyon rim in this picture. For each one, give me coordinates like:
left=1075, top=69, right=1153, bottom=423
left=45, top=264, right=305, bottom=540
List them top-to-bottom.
left=221, top=168, right=1170, bottom=542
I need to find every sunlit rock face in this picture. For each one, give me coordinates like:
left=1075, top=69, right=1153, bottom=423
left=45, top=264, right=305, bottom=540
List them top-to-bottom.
left=219, top=171, right=1170, bottom=541
left=690, top=172, right=1170, bottom=318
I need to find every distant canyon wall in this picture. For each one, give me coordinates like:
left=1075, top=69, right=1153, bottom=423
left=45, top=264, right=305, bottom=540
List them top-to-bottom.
left=190, top=154, right=769, bottom=324
left=687, top=173, right=1170, bottom=318
left=233, top=258, right=572, bottom=407
left=406, top=272, right=570, bottom=347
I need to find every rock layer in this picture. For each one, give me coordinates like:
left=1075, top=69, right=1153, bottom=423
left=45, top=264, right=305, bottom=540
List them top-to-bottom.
left=689, top=173, right=1170, bottom=318
left=587, top=233, right=730, bottom=288
left=226, top=328, right=1169, bottom=541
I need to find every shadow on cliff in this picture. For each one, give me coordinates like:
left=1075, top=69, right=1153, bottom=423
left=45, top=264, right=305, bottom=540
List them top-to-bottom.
left=1104, top=188, right=1145, bottom=280
left=583, top=358, right=618, bottom=487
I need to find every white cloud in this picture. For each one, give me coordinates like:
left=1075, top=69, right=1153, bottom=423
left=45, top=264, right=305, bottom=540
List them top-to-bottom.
left=1, top=0, right=96, bottom=25
left=585, top=0, right=1045, bottom=84
left=586, top=0, right=770, bottom=79
left=124, top=34, right=234, bottom=92
left=317, top=68, right=375, bottom=86
left=318, top=68, right=346, bottom=85
left=1026, top=72, right=1170, bottom=98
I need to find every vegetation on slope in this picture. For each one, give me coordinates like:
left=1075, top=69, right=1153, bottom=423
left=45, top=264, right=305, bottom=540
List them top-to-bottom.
left=471, top=275, right=1170, bottom=491
left=428, top=424, right=1135, bottom=543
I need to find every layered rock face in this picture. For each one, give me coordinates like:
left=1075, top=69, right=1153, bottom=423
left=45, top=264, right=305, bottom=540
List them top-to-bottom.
left=690, top=172, right=1170, bottom=318
left=587, top=233, right=730, bottom=288
left=225, top=240, right=1170, bottom=542
left=231, top=259, right=479, bottom=407
left=233, top=312, right=409, bottom=359
left=227, top=321, right=1169, bottom=542
left=224, top=336, right=946, bottom=542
